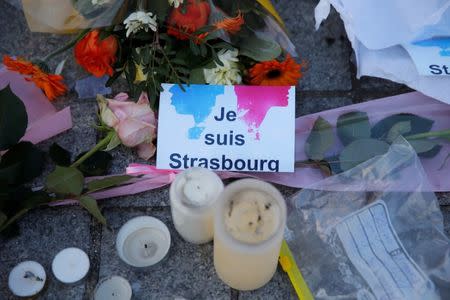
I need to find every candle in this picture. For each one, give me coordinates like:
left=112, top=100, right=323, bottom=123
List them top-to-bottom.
left=170, top=167, right=224, bottom=244
left=213, top=179, right=287, bottom=291
left=116, top=216, right=171, bottom=267
left=52, top=247, right=90, bottom=284
left=8, top=261, right=46, bottom=297
left=94, top=276, right=132, bottom=300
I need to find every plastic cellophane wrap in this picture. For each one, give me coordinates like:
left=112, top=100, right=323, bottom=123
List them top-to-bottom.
left=10, top=0, right=296, bottom=55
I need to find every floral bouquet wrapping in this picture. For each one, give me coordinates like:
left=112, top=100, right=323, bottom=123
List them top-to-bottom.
left=11, top=0, right=303, bottom=105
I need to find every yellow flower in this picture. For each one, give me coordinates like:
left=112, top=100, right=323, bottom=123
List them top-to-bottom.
left=134, top=63, right=147, bottom=83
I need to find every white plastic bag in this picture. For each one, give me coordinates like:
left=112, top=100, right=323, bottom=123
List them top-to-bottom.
left=286, top=139, right=450, bottom=299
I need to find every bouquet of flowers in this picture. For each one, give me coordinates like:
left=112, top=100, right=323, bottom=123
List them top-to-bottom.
left=8, top=0, right=304, bottom=105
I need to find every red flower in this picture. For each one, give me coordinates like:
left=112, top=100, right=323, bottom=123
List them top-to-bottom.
left=167, top=0, right=211, bottom=40
left=74, top=30, right=119, bottom=77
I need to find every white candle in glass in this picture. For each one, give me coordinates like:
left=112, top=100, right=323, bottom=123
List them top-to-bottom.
left=170, top=167, right=224, bottom=244
left=214, top=179, right=287, bottom=291
left=116, top=216, right=171, bottom=267
left=52, top=247, right=90, bottom=284
left=8, top=261, right=46, bottom=297
left=94, top=276, right=132, bottom=300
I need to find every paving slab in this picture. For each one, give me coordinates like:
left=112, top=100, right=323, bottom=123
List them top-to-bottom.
left=273, top=0, right=352, bottom=91
left=298, top=96, right=353, bottom=116
left=0, top=207, right=92, bottom=300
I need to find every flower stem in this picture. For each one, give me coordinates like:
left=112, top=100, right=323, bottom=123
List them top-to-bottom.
left=43, top=28, right=91, bottom=62
left=406, top=129, right=450, bottom=141
left=71, top=131, right=114, bottom=168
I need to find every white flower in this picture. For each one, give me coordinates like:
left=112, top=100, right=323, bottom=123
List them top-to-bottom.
left=168, top=0, right=184, bottom=8
left=124, top=11, right=158, bottom=37
left=204, top=49, right=242, bottom=85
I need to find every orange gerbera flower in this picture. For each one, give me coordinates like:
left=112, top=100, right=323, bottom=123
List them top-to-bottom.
left=214, top=11, right=245, bottom=34
left=2, top=55, right=67, bottom=100
left=3, top=55, right=39, bottom=75
left=248, top=55, right=304, bottom=86
left=29, top=72, right=67, bottom=101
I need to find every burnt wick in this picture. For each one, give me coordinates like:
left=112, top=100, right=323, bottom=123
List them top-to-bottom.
left=24, top=271, right=44, bottom=282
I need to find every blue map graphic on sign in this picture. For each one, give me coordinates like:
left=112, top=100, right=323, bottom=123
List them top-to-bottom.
left=413, top=37, right=450, bottom=57
left=169, top=84, right=225, bottom=139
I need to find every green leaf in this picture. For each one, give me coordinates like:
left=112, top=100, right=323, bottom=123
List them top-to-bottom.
left=148, top=0, right=170, bottom=22
left=239, top=36, right=282, bottom=61
left=190, top=68, right=206, bottom=84
left=0, top=85, right=28, bottom=150
left=336, top=111, right=371, bottom=146
left=371, top=114, right=434, bottom=141
left=305, top=117, right=334, bottom=161
left=386, top=121, right=412, bottom=143
left=104, top=133, right=121, bottom=152
left=339, top=139, right=390, bottom=171
left=408, top=140, right=442, bottom=158
left=0, top=142, right=44, bottom=185
left=49, top=143, right=72, bottom=166
left=75, top=151, right=113, bottom=176
left=46, top=166, right=84, bottom=196
left=87, top=175, right=134, bottom=192
left=22, top=191, right=51, bottom=209
left=79, top=195, right=106, bottom=225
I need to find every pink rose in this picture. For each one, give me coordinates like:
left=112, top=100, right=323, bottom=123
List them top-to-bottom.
left=98, top=93, right=157, bottom=160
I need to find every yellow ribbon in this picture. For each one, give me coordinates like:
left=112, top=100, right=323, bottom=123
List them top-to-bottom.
left=256, top=0, right=285, bottom=26
left=279, top=240, right=314, bottom=300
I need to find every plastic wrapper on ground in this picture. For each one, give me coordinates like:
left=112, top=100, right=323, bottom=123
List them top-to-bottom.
left=286, top=139, right=450, bottom=299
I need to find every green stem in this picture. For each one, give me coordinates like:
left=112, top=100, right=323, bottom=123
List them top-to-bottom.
left=43, top=28, right=91, bottom=62
left=406, top=129, right=450, bottom=141
left=71, top=132, right=114, bottom=168
left=0, top=208, right=29, bottom=233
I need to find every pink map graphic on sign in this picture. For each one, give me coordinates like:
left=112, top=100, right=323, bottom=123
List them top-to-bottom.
left=234, top=86, right=290, bottom=140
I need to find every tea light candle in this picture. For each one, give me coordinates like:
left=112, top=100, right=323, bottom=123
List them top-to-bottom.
left=170, top=167, right=224, bottom=244
left=214, top=179, right=287, bottom=291
left=116, top=216, right=171, bottom=267
left=52, top=248, right=90, bottom=284
left=8, top=261, right=46, bottom=297
left=94, top=276, right=132, bottom=300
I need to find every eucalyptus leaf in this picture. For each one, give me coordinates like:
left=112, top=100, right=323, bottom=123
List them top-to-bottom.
left=239, top=36, right=282, bottom=61
left=0, top=85, right=28, bottom=151
left=336, top=111, right=371, bottom=146
left=371, top=113, right=434, bottom=141
left=305, top=117, right=334, bottom=161
left=386, top=121, right=411, bottom=143
left=339, top=139, right=390, bottom=171
left=408, top=140, right=442, bottom=158
left=49, top=143, right=72, bottom=167
left=46, top=166, right=84, bottom=196
left=87, top=175, right=134, bottom=192
left=79, top=195, right=106, bottom=225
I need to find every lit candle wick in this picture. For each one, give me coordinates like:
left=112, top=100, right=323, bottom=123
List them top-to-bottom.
left=24, top=271, right=44, bottom=282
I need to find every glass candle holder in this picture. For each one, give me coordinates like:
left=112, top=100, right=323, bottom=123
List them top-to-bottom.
left=213, top=179, right=287, bottom=291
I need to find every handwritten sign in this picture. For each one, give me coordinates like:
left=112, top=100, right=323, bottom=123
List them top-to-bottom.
left=403, top=37, right=450, bottom=76
left=156, top=84, right=295, bottom=172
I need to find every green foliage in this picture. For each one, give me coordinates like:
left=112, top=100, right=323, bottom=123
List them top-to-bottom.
left=239, top=36, right=282, bottom=61
left=0, top=85, right=28, bottom=151
left=304, top=111, right=448, bottom=176
left=337, top=111, right=371, bottom=145
left=305, top=117, right=334, bottom=161
left=339, top=139, right=390, bottom=171
left=49, top=143, right=72, bottom=167
left=75, top=151, right=113, bottom=176
left=46, top=166, right=84, bottom=196
left=87, top=175, right=134, bottom=192
left=79, top=195, right=106, bottom=225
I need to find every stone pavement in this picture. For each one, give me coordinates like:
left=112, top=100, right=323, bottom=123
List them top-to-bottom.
left=0, top=0, right=449, bottom=299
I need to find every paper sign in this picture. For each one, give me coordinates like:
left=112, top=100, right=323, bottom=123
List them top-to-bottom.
left=403, top=37, right=450, bottom=76
left=156, top=84, right=296, bottom=172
